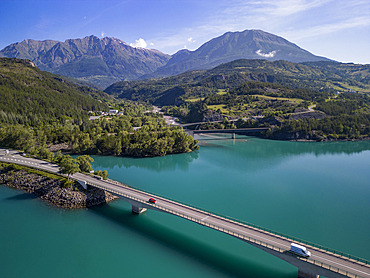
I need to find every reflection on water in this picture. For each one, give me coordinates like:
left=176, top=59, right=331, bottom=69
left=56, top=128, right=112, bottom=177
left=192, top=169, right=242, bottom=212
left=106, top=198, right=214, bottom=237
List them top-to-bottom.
left=197, top=135, right=370, bottom=156
left=91, top=136, right=370, bottom=174
left=195, top=136, right=370, bottom=172
left=91, top=150, right=199, bottom=172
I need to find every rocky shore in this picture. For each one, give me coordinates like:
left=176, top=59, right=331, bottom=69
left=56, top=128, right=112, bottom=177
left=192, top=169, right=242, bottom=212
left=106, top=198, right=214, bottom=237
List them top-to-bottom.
left=0, top=166, right=118, bottom=209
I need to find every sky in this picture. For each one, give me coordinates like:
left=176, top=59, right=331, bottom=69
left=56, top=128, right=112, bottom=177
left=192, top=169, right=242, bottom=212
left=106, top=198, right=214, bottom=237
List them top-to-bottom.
left=0, top=0, right=369, bottom=64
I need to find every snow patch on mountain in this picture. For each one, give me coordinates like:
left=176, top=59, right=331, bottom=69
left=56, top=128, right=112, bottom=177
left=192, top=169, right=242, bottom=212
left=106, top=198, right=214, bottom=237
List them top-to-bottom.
left=256, top=49, right=277, bottom=58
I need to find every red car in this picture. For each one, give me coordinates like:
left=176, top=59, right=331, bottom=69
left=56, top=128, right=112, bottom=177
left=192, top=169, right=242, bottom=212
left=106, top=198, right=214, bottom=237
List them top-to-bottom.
left=148, top=198, right=156, bottom=204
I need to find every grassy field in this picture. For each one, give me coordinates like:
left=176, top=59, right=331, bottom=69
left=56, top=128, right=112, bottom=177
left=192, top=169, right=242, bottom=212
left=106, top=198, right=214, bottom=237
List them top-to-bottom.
left=326, top=81, right=370, bottom=94
left=185, top=89, right=228, bottom=103
left=217, top=89, right=228, bottom=95
left=206, top=93, right=304, bottom=117
left=250, top=94, right=304, bottom=104
left=186, top=97, right=205, bottom=102
left=208, top=104, right=229, bottom=113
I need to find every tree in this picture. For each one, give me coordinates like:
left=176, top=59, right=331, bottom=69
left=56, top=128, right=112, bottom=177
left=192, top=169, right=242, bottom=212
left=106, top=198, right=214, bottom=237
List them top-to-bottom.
left=38, top=146, right=54, bottom=161
left=53, top=150, right=64, bottom=163
left=59, top=155, right=80, bottom=179
left=75, top=155, right=94, bottom=173
left=95, top=169, right=109, bottom=180
left=101, top=170, right=108, bottom=180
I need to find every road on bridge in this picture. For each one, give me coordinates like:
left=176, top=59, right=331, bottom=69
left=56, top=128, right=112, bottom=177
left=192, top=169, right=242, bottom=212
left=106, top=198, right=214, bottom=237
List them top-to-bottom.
left=0, top=148, right=369, bottom=278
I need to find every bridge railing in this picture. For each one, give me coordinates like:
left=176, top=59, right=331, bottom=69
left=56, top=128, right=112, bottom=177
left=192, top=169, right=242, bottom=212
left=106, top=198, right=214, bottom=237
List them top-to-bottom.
left=93, top=178, right=370, bottom=266
left=88, top=180, right=364, bottom=278
left=185, top=206, right=369, bottom=266
left=190, top=206, right=370, bottom=266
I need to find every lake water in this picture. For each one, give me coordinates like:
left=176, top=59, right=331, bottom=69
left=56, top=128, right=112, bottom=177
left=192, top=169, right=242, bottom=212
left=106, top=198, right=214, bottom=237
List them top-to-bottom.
left=1, top=136, right=369, bottom=277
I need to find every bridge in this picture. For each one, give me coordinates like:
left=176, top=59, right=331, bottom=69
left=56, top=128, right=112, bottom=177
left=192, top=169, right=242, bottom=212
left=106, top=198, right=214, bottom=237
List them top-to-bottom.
left=178, top=119, right=270, bottom=138
left=188, top=127, right=270, bottom=139
left=1, top=148, right=369, bottom=278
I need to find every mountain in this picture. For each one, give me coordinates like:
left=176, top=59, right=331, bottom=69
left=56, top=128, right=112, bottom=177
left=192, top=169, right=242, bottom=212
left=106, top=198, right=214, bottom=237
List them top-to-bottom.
left=145, top=29, right=331, bottom=79
left=0, top=30, right=333, bottom=87
left=0, top=35, right=170, bottom=88
left=0, top=57, right=109, bottom=125
left=105, top=59, right=369, bottom=106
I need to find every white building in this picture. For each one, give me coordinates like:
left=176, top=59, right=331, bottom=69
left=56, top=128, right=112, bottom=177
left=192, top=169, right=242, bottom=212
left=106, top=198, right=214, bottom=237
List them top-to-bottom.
left=109, top=110, right=119, bottom=115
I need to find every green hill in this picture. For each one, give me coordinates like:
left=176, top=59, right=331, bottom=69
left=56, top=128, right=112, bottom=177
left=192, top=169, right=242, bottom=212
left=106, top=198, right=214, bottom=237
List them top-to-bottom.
left=0, top=57, right=109, bottom=125
left=0, top=57, right=199, bottom=158
left=104, top=58, right=369, bottom=141
left=105, top=59, right=370, bottom=106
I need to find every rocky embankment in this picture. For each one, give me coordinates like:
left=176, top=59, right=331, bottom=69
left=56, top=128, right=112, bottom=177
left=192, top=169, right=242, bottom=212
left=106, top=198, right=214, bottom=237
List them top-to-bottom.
left=0, top=167, right=118, bottom=209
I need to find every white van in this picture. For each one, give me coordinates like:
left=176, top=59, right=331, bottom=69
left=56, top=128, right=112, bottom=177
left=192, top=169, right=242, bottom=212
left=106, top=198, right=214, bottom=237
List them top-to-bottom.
left=290, top=243, right=311, bottom=257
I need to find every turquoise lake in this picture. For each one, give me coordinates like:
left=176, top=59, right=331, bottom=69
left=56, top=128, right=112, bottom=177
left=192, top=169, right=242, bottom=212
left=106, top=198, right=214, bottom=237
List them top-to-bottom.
left=1, top=136, right=369, bottom=277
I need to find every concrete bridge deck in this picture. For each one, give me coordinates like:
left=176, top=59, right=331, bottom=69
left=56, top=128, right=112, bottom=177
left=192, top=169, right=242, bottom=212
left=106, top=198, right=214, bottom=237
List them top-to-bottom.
left=191, top=127, right=270, bottom=134
left=1, top=149, right=369, bottom=278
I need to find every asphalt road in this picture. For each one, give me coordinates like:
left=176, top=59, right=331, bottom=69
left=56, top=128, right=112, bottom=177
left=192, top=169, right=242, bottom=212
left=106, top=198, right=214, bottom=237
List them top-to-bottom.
left=0, top=148, right=369, bottom=278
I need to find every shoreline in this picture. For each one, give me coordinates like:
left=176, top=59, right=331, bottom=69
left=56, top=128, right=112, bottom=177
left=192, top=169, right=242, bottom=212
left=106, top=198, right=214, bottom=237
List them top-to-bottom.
left=0, top=163, right=118, bottom=209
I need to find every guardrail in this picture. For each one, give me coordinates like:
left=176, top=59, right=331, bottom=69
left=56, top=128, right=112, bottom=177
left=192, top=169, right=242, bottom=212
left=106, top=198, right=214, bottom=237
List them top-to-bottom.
left=93, top=177, right=370, bottom=267
left=87, top=180, right=366, bottom=278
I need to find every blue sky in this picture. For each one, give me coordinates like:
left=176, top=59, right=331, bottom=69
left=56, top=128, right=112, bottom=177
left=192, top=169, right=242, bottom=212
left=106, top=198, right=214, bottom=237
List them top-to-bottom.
left=1, top=0, right=369, bottom=63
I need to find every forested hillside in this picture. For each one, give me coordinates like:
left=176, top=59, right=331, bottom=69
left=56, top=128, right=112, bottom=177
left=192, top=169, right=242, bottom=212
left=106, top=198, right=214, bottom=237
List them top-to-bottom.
left=0, top=58, right=109, bottom=125
left=0, top=58, right=199, bottom=157
left=105, top=59, right=370, bottom=106
left=161, top=80, right=369, bottom=141
left=0, top=103, right=199, bottom=158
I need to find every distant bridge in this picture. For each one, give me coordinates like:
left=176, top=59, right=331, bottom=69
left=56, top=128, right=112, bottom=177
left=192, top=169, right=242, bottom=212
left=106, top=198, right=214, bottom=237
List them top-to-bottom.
left=179, top=119, right=270, bottom=138
left=186, top=127, right=270, bottom=139
left=1, top=148, right=369, bottom=278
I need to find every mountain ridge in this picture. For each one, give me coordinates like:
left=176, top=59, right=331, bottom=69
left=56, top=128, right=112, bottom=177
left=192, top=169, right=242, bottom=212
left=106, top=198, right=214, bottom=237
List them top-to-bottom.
left=144, top=29, right=331, bottom=79
left=1, top=30, right=333, bottom=87
left=0, top=35, right=170, bottom=88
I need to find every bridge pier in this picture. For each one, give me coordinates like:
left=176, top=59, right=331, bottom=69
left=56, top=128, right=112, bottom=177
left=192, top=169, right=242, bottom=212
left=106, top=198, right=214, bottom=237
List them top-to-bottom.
left=232, top=133, right=235, bottom=139
left=77, top=180, right=88, bottom=190
left=117, top=197, right=149, bottom=214
left=129, top=200, right=148, bottom=214
left=132, top=205, right=147, bottom=214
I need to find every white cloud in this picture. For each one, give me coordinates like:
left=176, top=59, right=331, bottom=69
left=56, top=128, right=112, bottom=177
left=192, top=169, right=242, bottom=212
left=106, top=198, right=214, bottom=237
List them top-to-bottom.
left=101, top=31, right=106, bottom=38
left=182, top=37, right=197, bottom=50
left=187, top=37, right=195, bottom=43
left=130, top=38, right=148, bottom=48
left=256, top=49, right=277, bottom=58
